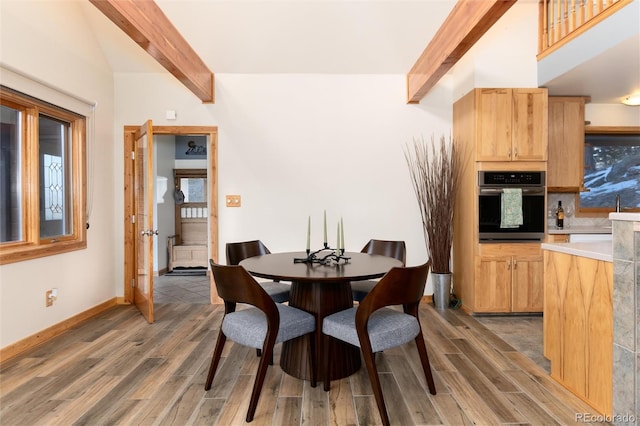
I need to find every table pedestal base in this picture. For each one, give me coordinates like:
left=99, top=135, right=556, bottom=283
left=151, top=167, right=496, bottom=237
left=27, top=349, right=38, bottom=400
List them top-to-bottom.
left=280, top=281, right=361, bottom=382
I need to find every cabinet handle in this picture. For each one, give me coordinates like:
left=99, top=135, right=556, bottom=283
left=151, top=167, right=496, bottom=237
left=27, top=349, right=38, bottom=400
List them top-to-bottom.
left=514, top=148, right=518, bottom=158
left=508, top=149, right=511, bottom=158
left=507, top=259, right=511, bottom=269
left=513, top=259, right=518, bottom=268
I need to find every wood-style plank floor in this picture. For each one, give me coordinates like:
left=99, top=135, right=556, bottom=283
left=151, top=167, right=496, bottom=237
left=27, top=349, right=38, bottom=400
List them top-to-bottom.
left=0, top=296, right=606, bottom=425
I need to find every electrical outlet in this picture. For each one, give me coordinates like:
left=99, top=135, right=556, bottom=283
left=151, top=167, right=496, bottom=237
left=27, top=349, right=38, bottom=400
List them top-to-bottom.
left=45, top=288, right=57, bottom=307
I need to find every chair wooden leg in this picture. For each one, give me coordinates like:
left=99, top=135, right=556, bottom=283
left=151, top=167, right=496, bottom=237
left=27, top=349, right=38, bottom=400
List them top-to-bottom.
left=205, top=330, right=227, bottom=390
left=414, top=333, right=436, bottom=395
left=308, top=334, right=317, bottom=388
left=323, top=335, right=331, bottom=391
left=246, top=344, right=274, bottom=423
left=255, top=348, right=273, bottom=365
left=362, top=349, right=390, bottom=426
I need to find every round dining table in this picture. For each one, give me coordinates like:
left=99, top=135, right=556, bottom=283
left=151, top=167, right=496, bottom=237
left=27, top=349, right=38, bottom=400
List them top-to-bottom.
left=239, top=251, right=403, bottom=382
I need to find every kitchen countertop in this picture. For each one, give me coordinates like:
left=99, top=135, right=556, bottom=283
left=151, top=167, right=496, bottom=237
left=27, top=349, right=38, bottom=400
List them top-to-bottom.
left=609, top=212, right=640, bottom=222
left=547, top=225, right=612, bottom=235
left=541, top=241, right=612, bottom=262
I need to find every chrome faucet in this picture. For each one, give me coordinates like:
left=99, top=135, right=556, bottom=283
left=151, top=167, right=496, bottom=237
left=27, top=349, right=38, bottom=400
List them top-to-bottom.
left=615, top=194, right=621, bottom=212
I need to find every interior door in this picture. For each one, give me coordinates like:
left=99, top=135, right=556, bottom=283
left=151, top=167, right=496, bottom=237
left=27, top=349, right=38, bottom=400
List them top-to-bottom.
left=134, top=120, right=155, bottom=323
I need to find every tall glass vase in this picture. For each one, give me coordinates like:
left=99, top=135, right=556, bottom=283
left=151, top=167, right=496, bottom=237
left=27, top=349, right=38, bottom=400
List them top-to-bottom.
left=432, top=273, right=451, bottom=310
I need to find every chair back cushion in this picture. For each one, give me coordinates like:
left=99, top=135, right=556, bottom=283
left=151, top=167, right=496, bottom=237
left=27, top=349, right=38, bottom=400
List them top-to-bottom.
left=361, top=239, right=406, bottom=265
left=226, top=240, right=271, bottom=265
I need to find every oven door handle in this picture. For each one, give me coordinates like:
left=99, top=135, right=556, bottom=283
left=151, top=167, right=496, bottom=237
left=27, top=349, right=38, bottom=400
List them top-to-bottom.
left=478, top=187, right=545, bottom=195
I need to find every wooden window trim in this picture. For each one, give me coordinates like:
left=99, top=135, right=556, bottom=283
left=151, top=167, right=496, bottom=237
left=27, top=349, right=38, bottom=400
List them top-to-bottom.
left=0, top=88, right=87, bottom=264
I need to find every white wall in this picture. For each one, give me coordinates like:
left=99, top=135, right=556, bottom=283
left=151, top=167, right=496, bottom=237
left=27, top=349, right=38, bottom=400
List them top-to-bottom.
left=0, top=1, right=116, bottom=348
left=113, top=73, right=454, bottom=293
left=585, top=104, right=640, bottom=126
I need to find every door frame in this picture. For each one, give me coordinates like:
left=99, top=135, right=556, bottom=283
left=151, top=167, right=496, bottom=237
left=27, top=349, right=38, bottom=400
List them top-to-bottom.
left=123, top=125, right=219, bottom=305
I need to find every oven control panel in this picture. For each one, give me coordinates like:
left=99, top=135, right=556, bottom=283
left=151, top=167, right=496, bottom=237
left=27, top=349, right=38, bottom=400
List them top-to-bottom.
left=479, top=171, right=545, bottom=186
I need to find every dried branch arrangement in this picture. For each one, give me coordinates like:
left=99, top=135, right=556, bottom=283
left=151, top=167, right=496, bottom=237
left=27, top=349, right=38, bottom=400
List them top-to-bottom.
left=405, top=135, right=462, bottom=274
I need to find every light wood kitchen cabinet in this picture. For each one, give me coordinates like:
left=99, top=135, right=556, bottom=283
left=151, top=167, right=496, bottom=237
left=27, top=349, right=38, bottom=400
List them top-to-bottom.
left=453, top=88, right=547, bottom=314
left=474, top=88, right=548, bottom=162
left=547, top=97, right=587, bottom=190
left=544, top=249, right=613, bottom=415
left=474, top=252, right=544, bottom=313
left=511, top=254, right=544, bottom=311
left=475, top=256, right=510, bottom=312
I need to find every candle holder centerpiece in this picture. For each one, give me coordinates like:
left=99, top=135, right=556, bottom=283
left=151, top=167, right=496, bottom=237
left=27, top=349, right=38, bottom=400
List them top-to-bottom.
left=296, top=211, right=349, bottom=265
left=294, top=244, right=350, bottom=265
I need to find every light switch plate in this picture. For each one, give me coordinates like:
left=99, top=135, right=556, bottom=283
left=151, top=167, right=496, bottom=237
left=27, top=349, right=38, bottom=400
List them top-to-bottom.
left=226, top=195, right=241, bottom=207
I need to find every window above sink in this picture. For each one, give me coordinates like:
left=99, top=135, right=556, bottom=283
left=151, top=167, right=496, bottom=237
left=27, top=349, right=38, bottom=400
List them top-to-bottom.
left=577, top=126, right=640, bottom=214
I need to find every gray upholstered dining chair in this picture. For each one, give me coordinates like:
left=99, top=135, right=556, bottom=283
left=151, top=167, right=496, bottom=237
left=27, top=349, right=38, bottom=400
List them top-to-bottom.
left=351, top=239, right=406, bottom=302
left=226, top=240, right=291, bottom=303
left=205, top=259, right=316, bottom=423
left=322, top=261, right=435, bottom=426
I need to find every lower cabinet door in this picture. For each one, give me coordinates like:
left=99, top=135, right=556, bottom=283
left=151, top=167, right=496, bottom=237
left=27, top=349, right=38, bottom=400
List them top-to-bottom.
left=511, top=255, right=544, bottom=312
left=475, top=256, right=511, bottom=312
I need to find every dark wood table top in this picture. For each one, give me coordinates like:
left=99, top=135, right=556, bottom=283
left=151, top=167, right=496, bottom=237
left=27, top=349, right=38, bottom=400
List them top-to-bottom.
left=239, top=251, right=402, bottom=283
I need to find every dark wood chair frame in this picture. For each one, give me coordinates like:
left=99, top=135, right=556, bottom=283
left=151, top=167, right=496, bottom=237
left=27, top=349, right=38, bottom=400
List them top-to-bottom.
left=226, top=239, right=290, bottom=358
left=226, top=239, right=272, bottom=265
left=351, top=239, right=407, bottom=302
left=361, top=239, right=406, bottom=264
left=205, top=260, right=316, bottom=423
left=324, top=261, right=436, bottom=426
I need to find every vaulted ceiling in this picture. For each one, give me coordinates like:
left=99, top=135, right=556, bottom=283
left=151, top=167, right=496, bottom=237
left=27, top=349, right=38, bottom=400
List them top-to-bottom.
left=80, top=0, right=639, bottom=105
left=88, top=0, right=518, bottom=103
left=82, top=1, right=457, bottom=75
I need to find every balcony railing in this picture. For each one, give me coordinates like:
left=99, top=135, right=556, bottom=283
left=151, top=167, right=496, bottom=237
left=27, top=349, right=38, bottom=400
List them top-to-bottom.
left=538, top=0, right=632, bottom=57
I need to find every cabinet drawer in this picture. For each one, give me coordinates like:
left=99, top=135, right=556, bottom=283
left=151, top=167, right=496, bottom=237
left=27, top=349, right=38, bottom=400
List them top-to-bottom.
left=479, top=242, right=541, bottom=256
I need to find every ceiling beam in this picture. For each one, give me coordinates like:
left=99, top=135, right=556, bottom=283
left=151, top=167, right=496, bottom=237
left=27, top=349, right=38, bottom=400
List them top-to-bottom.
left=90, top=0, right=214, bottom=103
left=406, top=0, right=516, bottom=104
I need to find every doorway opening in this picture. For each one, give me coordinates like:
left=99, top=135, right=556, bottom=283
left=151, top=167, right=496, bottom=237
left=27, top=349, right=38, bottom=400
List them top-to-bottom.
left=123, top=124, right=219, bottom=323
left=167, top=168, right=208, bottom=275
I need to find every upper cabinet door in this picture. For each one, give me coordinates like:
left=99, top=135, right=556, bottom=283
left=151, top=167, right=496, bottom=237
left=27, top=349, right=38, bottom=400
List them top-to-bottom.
left=474, top=88, right=548, bottom=162
left=476, top=88, right=513, bottom=161
left=512, top=88, right=548, bottom=161
left=547, top=97, right=586, bottom=189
